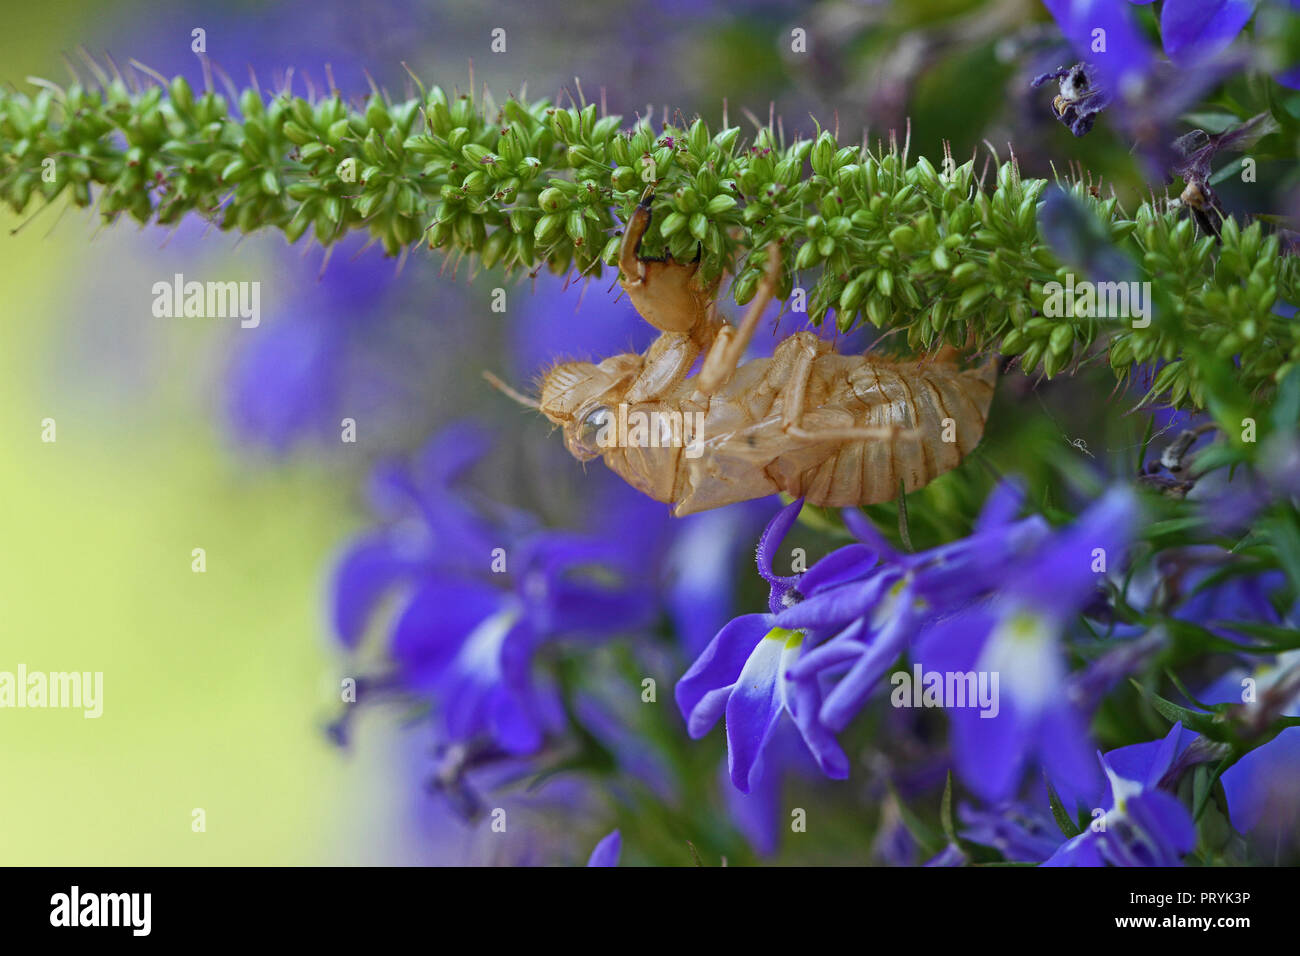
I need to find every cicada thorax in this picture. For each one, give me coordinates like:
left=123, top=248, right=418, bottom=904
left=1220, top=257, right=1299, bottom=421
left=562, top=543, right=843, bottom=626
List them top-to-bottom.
left=594, top=398, right=708, bottom=505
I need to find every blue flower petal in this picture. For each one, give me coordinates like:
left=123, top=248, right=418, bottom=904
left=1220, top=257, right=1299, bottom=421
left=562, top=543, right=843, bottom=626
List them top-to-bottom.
left=1161, top=0, right=1255, bottom=66
left=331, top=534, right=420, bottom=648
left=797, top=543, right=881, bottom=595
left=774, top=568, right=899, bottom=630
left=390, top=579, right=503, bottom=689
left=819, top=605, right=918, bottom=731
left=675, top=613, right=771, bottom=734
left=725, top=630, right=793, bottom=792
left=1221, top=726, right=1300, bottom=837
left=586, top=829, right=622, bottom=867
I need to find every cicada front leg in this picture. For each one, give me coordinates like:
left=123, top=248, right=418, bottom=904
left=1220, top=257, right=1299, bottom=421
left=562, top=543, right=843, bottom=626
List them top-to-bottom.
left=618, top=190, right=718, bottom=337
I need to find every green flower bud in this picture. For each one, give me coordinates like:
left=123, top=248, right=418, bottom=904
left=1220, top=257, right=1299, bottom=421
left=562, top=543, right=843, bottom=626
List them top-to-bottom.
left=171, top=76, right=196, bottom=113
left=365, top=99, right=391, bottom=131
left=688, top=118, right=709, bottom=155
left=711, top=127, right=740, bottom=154
left=810, top=131, right=837, bottom=178
left=462, top=143, right=493, bottom=165
left=461, top=170, right=489, bottom=195
left=538, top=187, right=568, bottom=212
left=706, top=193, right=737, bottom=215
left=566, top=207, right=586, bottom=242
left=659, top=211, right=687, bottom=238
left=534, top=212, right=563, bottom=243
left=889, top=224, right=917, bottom=252
left=480, top=228, right=510, bottom=268
left=513, top=232, right=535, bottom=264
left=795, top=240, right=822, bottom=271
left=731, top=269, right=760, bottom=306
left=876, top=270, right=894, bottom=299
left=839, top=275, right=868, bottom=311
left=957, top=283, right=988, bottom=312
left=865, top=293, right=889, bottom=327
left=1048, top=323, right=1074, bottom=358
left=1000, top=328, right=1027, bottom=354
left=1019, top=342, right=1044, bottom=374
left=1043, top=345, right=1067, bottom=378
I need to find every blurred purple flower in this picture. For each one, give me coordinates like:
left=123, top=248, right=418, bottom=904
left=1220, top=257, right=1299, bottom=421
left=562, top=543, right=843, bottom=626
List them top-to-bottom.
left=1155, top=0, right=1256, bottom=66
left=1035, top=1, right=1287, bottom=176
left=1041, top=1, right=1155, bottom=84
left=225, top=234, right=460, bottom=453
left=510, top=273, right=657, bottom=385
left=331, top=422, right=659, bottom=755
left=915, top=486, right=1140, bottom=803
left=666, top=503, right=773, bottom=656
left=1202, top=651, right=1300, bottom=852
left=723, top=720, right=827, bottom=856
left=1043, top=722, right=1198, bottom=866
left=1221, top=727, right=1300, bottom=851
left=959, top=802, right=1063, bottom=862
left=586, top=829, right=622, bottom=867
left=925, top=843, right=970, bottom=866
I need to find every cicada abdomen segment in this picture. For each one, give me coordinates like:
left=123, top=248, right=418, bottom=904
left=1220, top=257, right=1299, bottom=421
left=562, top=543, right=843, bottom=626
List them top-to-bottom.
left=797, top=356, right=997, bottom=507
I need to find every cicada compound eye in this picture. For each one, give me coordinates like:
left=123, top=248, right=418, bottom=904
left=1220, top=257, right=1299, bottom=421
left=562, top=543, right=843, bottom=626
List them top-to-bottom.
left=576, top=404, right=613, bottom=456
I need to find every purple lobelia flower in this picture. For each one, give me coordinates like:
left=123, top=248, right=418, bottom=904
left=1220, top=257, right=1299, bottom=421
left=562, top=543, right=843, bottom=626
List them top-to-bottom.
left=1045, top=0, right=1258, bottom=77
left=1149, top=0, right=1256, bottom=67
left=1041, top=1, right=1155, bottom=85
left=225, top=232, right=473, bottom=454
left=331, top=421, right=658, bottom=755
left=780, top=480, right=1052, bottom=735
left=676, top=481, right=1057, bottom=795
left=913, top=486, right=1140, bottom=804
left=675, top=499, right=850, bottom=793
left=1201, top=651, right=1300, bottom=852
left=1043, top=722, right=1198, bottom=866
left=1221, top=727, right=1300, bottom=853
left=959, top=802, right=1065, bottom=863
left=586, top=829, right=622, bottom=867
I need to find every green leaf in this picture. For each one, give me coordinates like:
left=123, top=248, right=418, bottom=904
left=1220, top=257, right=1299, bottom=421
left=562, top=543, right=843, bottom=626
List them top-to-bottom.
left=1127, top=679, right=1221, bottom=735
left=940, top=771, right=957, bottom=845
left=1043, top=774, right=1082, bottom=838
left=886, top=783, right=945, bottom=859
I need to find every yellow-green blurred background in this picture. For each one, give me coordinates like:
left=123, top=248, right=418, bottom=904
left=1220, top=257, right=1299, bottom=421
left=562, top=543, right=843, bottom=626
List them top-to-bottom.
left=0, top=0, right=423, bottom=865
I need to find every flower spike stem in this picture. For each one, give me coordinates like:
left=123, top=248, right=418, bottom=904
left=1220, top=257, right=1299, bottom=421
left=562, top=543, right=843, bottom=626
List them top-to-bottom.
left=2, top=69, right=1296, bottom=415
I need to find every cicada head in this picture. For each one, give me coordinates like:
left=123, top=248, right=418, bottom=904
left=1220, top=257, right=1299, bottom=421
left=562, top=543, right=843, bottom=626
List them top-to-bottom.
left=537, top=353, right=641, bottom=461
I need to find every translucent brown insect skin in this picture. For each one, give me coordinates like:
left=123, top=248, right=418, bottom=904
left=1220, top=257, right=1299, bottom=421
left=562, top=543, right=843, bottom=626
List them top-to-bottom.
left=524, top=195, right=997, bottom=517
